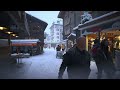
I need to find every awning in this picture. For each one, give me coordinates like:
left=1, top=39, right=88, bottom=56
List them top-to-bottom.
left=10, top=39, right=41, bottom=46
left=11, top=43, right=37, bottom=46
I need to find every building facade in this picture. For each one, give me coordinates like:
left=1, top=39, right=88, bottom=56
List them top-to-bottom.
left=0, top=11, right=30, bottom=62
left=58, top=11, right=83, bottom=50
left=58, top=11, right=112, bottom=50
left=58, top=11, right=120, bottom=70
left=73, top=11, right=120, bottom=69
left=73, top=11, right=112, bottom=51
left=25, top=13, right=48, bottom=53
left=50, top=20, right=63, bottom=48
left=44, top=33, right=51, bottom=48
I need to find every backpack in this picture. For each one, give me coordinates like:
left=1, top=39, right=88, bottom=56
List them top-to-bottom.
left=91, top=45, right=99, bottom=57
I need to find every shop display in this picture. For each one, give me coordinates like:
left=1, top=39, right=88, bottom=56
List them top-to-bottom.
left=113, top=36, right=120, bottom=50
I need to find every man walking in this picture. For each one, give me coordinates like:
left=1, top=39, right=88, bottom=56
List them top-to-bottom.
left=58, top=36, right=91, bottom=79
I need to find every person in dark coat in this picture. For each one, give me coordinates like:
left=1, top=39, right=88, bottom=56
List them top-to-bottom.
left=58, top=36, right=91, bottom=79
left=91, top=38, right=103, bottom=79
left=92, top=38, right=115, bottom=79
left=100, top=39, right=116, bottom=79
left=56, top=45, right=61, bottom=58
left=56, top=45, right=61, bottom=51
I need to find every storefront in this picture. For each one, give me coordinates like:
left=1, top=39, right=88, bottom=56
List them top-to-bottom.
left=0, top=11, right=29, bottom=62
left=75, top=11, right=120, bottom=69
left=100, top=25, right=120, bottom=69
left=67, top=33, right=76, bottom=50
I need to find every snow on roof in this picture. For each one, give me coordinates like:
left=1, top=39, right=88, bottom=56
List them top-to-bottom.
left=77, top=11, right=119, bottom=28
left=73, top=24, right=83, bottom=30
left=78, top=24, right=83, bottom=27
left=73, top=26, right=78, bottom=30
left=82, top=30, right=94, bottom=35
left=67, top=33, right=76, bottom=38
left=71, top=33, right=76, bottom=36
left=11, top=39, right=40, bottom=43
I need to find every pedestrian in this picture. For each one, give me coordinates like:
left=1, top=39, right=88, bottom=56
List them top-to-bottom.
left=58, top=36, right=91, bottom=79
left=91, top=38, right=103, bottom=79
left=91, top=38, right=116, bottom=79
left=100, top=39, right=116, bottom=79
left=61, top=44, right=65, bottom=52
left=56, top=45, right=61, bottom=58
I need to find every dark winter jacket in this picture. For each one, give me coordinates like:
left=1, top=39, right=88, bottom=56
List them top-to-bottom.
left=91, top=43, right=100, bottom=58
left=56, top=46, right=61, bottom=51
left=58, top=46, right=91, bottom=79
left=94, top=48, right=115, bottom=73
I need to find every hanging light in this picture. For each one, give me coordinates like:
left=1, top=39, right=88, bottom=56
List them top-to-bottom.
left=0, top=26, right=7, bottom=30
left=0, top=27, right=4, bottom=30
left=6, top=31, right=13, bottom=34
left=12, top=34, right=16, bottom=37
left=16, top=36, right=18, bottom=37
left=118, top=36, right=120, bottom=40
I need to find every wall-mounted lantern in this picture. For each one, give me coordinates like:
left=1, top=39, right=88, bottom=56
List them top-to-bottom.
left=0, top=26, right=7, bottom=30
left=6, top=31, right=13, bottom=34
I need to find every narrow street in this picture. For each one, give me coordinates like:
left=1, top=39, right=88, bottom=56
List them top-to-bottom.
left=1, top=11, right=120, bottom=79
left=0, top=48, right=101, bottom=79
left=22, top=48, right=68, bottom=79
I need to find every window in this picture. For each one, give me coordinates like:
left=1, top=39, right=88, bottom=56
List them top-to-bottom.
left=57, top=29, right=59, bottom=31
left=59, top=29, right=62, bottom=32
left=56, top=32, right=59, bottom=35
left=57, top=36, right=59, bottom=39
left=52, top=37, right=54, bottom=40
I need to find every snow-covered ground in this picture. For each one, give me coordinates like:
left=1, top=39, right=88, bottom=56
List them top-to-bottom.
left=0, top=48, right=99, bottom=79
left=20, top=48, right=98, bottom=79
left=22, top=48, right=68, bottom=79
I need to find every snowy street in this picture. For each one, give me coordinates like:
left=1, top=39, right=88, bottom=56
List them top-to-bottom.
left=0, top=48, right=99, bottom=79
left=22, top=48, right=68, bottom=79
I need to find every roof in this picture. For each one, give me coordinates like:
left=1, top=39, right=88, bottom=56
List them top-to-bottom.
left=58, top=11, right=65, bottom=18
left=76, top=11, right=120, bottom=31
left=26, top=13, right=48, bottom=30
left=81, top=30, right=94, bottom=35
left=67, top=33, right=76, bottom=39
left=11, top=39, right=40, bottom=43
